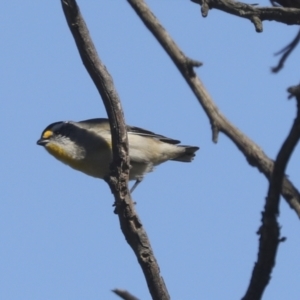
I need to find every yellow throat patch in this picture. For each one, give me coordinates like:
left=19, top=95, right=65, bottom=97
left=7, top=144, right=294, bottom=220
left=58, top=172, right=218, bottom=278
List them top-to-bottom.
left=45, top=143, right=84, bottom=170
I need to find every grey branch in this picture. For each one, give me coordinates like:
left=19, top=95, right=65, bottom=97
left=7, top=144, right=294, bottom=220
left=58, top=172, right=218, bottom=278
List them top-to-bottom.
left=60, top=0, right=130, bottom=190
left=127, top=0, right=300, bottom=217
left=191, top=0, right=300, bottom=32
left=61, top=1, right=170, bottom=299
left=272, top=28, right=300, bottom=73
left=242, top=84, right=300, bottom=299
left=112, top=288, right=140, bottom=300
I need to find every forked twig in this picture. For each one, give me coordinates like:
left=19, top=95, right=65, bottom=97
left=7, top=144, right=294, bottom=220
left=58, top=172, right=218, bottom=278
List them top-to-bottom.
left=191, top=0, right=300, bottom=32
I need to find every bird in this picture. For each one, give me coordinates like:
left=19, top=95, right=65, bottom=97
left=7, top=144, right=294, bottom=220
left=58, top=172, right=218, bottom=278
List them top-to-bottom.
left=37, top=118, right=199, bottom=192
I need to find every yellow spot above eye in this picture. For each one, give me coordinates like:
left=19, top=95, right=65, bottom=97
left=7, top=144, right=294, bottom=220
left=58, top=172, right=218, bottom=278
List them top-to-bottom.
left=42, top=130, right=53, bottom=139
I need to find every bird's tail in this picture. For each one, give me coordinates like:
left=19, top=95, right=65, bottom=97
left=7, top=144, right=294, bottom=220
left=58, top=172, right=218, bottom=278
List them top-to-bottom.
left=172, top=146, right=199, bottom=162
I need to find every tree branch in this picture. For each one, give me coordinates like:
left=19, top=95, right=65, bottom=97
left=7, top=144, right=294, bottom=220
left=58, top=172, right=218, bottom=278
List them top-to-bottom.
left=126, top=0, right=300, bottom=218
left=191, top=0, right=300, bottom=32
left=192, top=0, right=300, bottom=72
left=271, top=0, right=300, bottom=9
left=61, top=1, right=170, bottom=299
left=272, top=28, right=300, bottom=73
left=242, top=83, right=300, bottom=300
left=112, top=288, right=140, bottom=300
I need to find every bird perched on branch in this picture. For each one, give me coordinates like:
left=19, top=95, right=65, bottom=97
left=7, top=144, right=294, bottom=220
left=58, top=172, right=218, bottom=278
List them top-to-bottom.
left=37, top=118, right=199, bottom=192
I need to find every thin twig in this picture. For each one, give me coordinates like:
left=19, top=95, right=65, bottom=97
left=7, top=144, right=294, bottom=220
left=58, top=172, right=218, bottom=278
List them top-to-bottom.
left=127, top=0, right=300, bottom=218
left=191, top=0, right=300, bottom=32
left=61, top=1, right=170, bottom=299
left=272, top=28, right=300, bottom=73
left=242, top=84, right=300, bottom=300
left=112, top=288, right=140, bottom=300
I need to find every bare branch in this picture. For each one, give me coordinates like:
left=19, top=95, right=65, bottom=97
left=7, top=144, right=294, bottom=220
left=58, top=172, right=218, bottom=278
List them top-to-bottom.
left=60, top=0, right=130, bottom=191
left=127, top=0, right=300, bottom=217
left=191, top=0, right=300, bottom=32
left=193, top=0, right=300, bottom=71
left=271, top=0, right=300, bottom=9
left=61, top=1, right=170, bottom=299
left=272, top=28, right=300, bottom=73
left=242, top=83, right=300, bottom=300
left=112, top=288, right=140, bottom=300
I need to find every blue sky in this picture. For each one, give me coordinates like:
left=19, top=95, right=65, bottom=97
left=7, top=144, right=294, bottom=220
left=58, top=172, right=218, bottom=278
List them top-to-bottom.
left=1, top=1, right=300, bottom=299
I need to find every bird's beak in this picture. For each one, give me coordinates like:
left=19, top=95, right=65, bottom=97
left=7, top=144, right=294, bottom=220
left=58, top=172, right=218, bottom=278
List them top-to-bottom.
left=36, top=138, right=48, bottom=146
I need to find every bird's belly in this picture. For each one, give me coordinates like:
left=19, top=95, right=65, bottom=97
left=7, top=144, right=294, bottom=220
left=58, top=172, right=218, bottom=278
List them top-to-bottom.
left=129, top=161, right=153, bottom=180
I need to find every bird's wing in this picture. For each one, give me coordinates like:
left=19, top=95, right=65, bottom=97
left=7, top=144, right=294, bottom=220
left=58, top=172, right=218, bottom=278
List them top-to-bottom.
left=76, top=118, right=181, bottom=145
left=76, top=118, right=111, bottom=131
left=127, top=125, right=180, bottom=145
